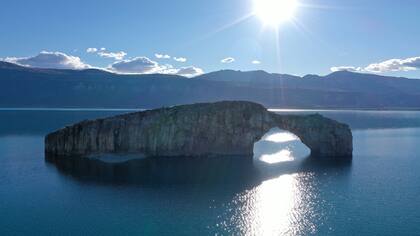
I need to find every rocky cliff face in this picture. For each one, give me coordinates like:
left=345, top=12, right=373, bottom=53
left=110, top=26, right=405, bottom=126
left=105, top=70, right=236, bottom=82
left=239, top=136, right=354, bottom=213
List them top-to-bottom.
left=45, top=101, right=352, bottom=158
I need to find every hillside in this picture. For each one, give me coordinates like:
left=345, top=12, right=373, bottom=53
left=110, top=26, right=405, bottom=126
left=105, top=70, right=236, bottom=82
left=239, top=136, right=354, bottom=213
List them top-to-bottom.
left=1, top=61, right=420, bottom=109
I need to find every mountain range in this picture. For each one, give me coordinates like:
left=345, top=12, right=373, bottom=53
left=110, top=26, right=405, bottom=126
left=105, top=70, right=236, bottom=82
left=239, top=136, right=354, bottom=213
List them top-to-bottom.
left=2, top=61, right=420, bottom=109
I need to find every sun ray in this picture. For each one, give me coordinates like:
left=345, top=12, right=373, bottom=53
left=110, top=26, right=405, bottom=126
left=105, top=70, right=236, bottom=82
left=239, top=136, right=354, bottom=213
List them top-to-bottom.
left=254, top=0, right=298, bottom=27
left=191, top=12, right=255, bottom=44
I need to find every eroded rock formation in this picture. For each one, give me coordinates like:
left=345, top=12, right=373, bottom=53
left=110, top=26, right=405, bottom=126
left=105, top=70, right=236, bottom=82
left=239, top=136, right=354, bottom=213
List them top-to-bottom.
left=45, top=101, right=353, bottom=158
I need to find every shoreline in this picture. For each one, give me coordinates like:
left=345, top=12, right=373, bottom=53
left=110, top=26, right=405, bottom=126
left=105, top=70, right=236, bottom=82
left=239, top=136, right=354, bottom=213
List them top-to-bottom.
left=2, top=107, right=420, bottom=112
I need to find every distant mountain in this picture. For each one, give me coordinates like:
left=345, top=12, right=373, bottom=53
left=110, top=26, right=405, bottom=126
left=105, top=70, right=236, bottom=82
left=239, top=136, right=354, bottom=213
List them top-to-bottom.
left=1, top=61, right=420, bottom=109
left=197, top=69, right=420, bottom=94
left=195, top=70, right=303, bottom=89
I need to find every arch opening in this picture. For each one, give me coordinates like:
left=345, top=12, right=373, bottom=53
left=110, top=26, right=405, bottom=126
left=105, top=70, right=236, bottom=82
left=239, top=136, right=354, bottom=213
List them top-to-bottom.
left=253, top=127, right=310, bottom=164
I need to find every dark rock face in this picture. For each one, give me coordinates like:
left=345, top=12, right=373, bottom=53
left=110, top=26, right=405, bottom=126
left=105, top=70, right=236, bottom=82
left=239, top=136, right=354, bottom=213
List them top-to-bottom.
left=45, top=101, right=353, bottom=158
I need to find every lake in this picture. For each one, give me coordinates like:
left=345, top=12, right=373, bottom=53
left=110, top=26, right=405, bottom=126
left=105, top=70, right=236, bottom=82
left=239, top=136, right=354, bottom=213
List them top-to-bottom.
left=1, top=109, right=420, bottom=235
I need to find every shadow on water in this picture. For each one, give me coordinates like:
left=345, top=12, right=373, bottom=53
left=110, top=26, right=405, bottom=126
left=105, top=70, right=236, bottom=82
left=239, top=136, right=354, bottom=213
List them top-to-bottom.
left=45, top=126, right=353, bottom=190
left=45, top=154, right=352, bottom=191
left=46, top=155, right=262, bottom=188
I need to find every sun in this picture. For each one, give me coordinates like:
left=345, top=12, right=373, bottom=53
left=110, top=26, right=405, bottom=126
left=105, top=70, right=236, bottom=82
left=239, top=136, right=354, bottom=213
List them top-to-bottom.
left=254, top=0, right=298, bottom=26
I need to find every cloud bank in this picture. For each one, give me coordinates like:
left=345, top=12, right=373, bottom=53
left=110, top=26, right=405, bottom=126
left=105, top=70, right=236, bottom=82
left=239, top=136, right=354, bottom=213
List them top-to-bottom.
left=2, top=51, right=204, bottom=77
left=5, top=51, right=90, bottom=70
left=109, top=56, right=203, bottom=77
left=332, top=56, right=420, bottom=73
left=109, top=57, right=163, bottom=74
left=330, top=66, right=363, bottom=73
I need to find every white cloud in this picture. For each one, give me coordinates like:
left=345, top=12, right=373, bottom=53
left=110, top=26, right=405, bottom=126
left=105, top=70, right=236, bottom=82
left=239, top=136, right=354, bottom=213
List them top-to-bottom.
left=87, top=47, right=126, bottom=60
left=86, top=48, right=98, bottom=53
left=2, top=50, right=204, bottom=77
left=5, top=51, right=90, bottom=70
left=98, top=51, right=127, bottom=60
left=155, top=53, right=171, bottom=59
left=108, top=56, right=204, bottom=77
left=331, top=56, right=420, bottom=74
left=109, top=57, right=163, bottom=74
left=174, top=57, right=187, bottom=63
left=221, top=57, right=235, bottom=64
left=365, top=57, right=420, bottom=73
left=252, top=60, right=261, bottom=65
left=175, top=66, right=204, bottom=77
left=330, top=66, right=364, bottom=73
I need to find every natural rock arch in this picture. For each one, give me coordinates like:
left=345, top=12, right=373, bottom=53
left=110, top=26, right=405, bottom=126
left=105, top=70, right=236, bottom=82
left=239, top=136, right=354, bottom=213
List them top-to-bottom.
left=45, top=101, right=352, bottom=159
left=253, top=127, right=311, bottom=160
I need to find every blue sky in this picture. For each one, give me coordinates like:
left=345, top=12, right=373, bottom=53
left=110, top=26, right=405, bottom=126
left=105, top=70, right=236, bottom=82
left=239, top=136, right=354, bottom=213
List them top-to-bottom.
left=1, top=0, right=420, bottom=77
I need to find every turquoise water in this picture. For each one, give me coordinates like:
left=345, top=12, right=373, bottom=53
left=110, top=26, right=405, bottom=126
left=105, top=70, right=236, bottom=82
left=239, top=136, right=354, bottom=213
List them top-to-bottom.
left=1, top=110, right=420, bottom=235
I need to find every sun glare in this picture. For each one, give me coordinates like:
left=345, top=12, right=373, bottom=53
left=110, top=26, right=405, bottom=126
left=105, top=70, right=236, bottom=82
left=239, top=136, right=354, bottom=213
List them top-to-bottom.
left=254, top=0, right=298, bottom=26
left=264, top=132, right=299, bottom=143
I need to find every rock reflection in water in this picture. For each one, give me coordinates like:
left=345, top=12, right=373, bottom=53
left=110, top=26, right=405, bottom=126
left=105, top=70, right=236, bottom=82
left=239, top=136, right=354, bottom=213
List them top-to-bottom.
left=46, top=129, right=352, bottom=235
left=46, top=155, right=261, bottom=186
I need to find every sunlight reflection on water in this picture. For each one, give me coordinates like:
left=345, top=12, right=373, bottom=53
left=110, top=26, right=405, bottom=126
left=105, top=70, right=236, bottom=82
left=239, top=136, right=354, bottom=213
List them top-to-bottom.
left=256, top=128, right=308, bottom=164
left=215, top=129, right=317, bottom=235
left=260, top=149, right=295, bottom=164
left=217, top=173, right=319, bottom=235
left=251, top=174, right=298, bottom=235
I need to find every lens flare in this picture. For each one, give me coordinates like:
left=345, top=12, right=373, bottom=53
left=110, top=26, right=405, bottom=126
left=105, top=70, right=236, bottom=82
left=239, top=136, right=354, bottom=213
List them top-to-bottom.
left=254, top=0, right=298, bottom=26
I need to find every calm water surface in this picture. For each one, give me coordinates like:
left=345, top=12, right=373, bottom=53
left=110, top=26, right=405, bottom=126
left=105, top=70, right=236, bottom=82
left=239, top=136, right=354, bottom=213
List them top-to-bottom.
left=1, top=109, right=420, bottom=235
